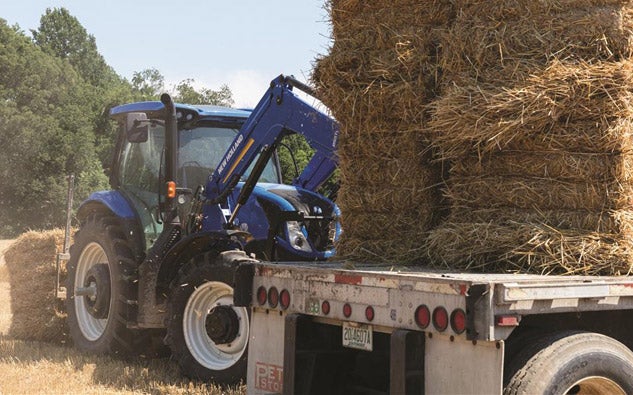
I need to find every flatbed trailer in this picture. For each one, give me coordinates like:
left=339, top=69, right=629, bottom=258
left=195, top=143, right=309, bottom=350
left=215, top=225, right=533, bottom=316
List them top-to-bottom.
left=234, top=261, right=633, bottom=394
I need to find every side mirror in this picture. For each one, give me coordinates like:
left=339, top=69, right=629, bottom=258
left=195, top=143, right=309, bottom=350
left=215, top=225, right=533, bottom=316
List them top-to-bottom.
left=126, top=112, right=149, bottom=143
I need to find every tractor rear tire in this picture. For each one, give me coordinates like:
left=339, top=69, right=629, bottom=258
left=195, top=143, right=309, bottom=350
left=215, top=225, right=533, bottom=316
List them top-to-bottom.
left=66, top=214, right=153, bottom=356
left=166, top=249, right=257, bottom=384
left=504, top=330, right=633, bottom=395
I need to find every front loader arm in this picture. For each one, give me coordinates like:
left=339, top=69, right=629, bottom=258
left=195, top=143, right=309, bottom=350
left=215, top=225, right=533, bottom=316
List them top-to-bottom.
left=206, top=75, right=339, bottom=207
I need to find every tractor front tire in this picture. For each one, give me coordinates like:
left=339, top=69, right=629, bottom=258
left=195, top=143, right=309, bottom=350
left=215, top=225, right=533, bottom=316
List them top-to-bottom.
left=66, top=214, right=151, bottom=356
left=166, top=249, right=257, bottom=384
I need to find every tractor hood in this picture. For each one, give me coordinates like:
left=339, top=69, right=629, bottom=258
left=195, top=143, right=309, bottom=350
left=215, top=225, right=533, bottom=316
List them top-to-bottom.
left=231, top=183, right=341, bottom=259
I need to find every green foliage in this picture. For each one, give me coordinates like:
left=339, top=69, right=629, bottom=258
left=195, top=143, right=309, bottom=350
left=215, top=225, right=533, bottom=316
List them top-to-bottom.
left=32, top=8, right=120, bottom=88
left=32, top=8, right=135, bottom=168
left=0, top=9, right=241, bottom=237
left=0, top=20, right=108, bottom=236
left=131, top=68, right=165, bottom=100
left=131, top=70, right=235, bottom=106
left=173, top=79, right=234, bottom=106
left=277, top=133, right=339, bottom=199
left=278, top=134, right=312, bottom=184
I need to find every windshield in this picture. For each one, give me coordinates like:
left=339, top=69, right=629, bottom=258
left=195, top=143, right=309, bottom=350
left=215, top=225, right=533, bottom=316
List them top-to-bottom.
left=119, top=122, right=280, bottom=194
left=179, top=125, right=280, bottom=189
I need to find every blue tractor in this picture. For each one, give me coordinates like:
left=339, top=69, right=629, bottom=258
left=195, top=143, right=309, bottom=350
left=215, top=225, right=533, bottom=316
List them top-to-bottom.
left=65, top=76, right=339, bottom=383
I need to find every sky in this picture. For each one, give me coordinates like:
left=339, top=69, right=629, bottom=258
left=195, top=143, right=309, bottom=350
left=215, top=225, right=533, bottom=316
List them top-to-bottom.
left=1, top=1, right=333, bottom=107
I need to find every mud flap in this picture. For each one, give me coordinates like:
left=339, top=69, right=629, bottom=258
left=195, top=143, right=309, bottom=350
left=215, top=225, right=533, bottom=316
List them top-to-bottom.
left=425, top=333, right=504, bottom=394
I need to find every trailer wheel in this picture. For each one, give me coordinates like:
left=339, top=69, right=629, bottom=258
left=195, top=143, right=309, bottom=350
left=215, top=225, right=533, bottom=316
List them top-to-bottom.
left=66, top=214, right=150, bottom=356
left=166, top=249, right=257, bottom=384
left=504, top=331, right=633, bottom=395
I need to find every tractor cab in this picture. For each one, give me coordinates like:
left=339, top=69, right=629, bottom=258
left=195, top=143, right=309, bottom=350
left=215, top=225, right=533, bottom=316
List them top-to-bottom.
left=110, top=104, right=281, bottom=250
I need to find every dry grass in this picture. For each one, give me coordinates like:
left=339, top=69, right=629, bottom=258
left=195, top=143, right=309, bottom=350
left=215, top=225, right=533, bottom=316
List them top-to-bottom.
left=4, top=230, right=69, bottom=343
left=0, top=237, right=245, bottom=394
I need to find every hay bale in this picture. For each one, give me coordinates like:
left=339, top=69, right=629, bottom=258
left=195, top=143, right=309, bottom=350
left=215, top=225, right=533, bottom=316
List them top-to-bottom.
left=316, top=0, right=633, bottom=273
left=329, top=0, right=455, bottom=43
left=452, top=0, right=630, bottom=24
left=313, top=1, right=455, bottom=263
left=441, top=4, right=633, bottom=83
left=313, top=53, right=439, bottom=124
left=427, top=60, right=633, bottom=274
left=430, top=60, right=633, bottom=158
left=451, top=151, right=633, bottom=182
left=445, top=176, right=633, bottom=211
left=444, top=208, right=633, bottom=234
left=426, top=221, right=633, bottom=275
left=4, top=229, right=68, bottom=343
left=335, top=233, right=431, bottom=264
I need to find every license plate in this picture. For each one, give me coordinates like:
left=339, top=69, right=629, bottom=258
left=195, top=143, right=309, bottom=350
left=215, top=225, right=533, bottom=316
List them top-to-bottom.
left=342, top=322, right=373, bottom=351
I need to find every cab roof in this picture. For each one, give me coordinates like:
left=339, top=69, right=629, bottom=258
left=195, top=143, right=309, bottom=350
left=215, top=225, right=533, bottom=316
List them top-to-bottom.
left=109, top=101, right=252, bottom=120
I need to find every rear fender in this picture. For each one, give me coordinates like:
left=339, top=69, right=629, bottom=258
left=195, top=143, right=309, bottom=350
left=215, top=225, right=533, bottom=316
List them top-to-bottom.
left=75, top=190, right=145, bottom=261
left=77, top=190, right=136, bottom=222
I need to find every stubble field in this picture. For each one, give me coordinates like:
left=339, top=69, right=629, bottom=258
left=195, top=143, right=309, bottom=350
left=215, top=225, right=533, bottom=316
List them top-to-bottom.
left=0, top=239, right=245, bottom=395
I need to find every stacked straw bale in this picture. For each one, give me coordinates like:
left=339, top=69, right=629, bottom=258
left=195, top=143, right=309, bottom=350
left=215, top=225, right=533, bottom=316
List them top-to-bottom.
left=313, top=0, right=455, bottom=262
left=316, top=0, right=633, bottom=274
left=426, top=1, right=633, bottom=274
left=4, top=229, right=69, bottom=342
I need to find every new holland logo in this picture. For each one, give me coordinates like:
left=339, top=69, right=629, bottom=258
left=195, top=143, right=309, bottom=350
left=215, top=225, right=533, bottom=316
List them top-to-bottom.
left=217, top=134, right=245, bottom=175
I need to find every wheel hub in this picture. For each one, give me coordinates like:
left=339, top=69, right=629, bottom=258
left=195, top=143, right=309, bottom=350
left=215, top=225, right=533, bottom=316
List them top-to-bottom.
left=83, top=263, right=111, bottom=319
left=205, top=305, right=240, bottom=344
left=566, top=376, right=626, bottom=394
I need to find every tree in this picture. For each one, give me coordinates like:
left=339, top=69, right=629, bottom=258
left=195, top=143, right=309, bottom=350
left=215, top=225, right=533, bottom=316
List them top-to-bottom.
left=31, top=7, right=133, bottom=170
left=32, top=7, right=119, bottom=87
left=0, top=19, right=108, bottom=236
left=131, top=68, right=165, bottom=100
left=173, top=79, right=234, bottom=106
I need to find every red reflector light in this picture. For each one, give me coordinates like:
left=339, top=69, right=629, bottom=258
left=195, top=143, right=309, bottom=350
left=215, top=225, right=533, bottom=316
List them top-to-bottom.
left=256, top=286, right=267, bottom=305
left=268, top=287, right=279, bottom=308
left=280, top=289, right=290, bottom=310
left=322, top=301, right=330, bottom=315
left=343, top=303, right=352, bottom=318
left=414, top=305, right=430, bottom=329
left=365, top=306, right=375, bottom=322
left=433, top=306, right=449, bottom=331
left=450, top=309, right=467, bottom=334
left=496, top=315, right=520, bottom=327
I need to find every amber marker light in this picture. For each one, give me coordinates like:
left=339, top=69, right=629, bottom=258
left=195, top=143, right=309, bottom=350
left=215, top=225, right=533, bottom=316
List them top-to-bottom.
left=166, top=181, right=177, bottom=198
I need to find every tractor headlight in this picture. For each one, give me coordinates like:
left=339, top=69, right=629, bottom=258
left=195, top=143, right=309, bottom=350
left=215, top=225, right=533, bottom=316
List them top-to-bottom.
left=286, top=221, right=312, bottom=253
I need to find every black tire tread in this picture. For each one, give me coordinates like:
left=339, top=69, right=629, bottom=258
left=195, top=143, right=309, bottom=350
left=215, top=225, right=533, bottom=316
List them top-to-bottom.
left=66, top=213, right=155, bottom=357
left=165, top=248, right=257, bottom=384
left=504, top=330, right=633, bottom=395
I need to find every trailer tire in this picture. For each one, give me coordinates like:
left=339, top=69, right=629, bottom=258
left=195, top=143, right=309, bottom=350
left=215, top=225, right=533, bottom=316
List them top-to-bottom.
left=66, top=214, right=153, bottom=356
left=166, top=249, right=257, bottom=384
left=504, top=331, right=633, bottom=395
